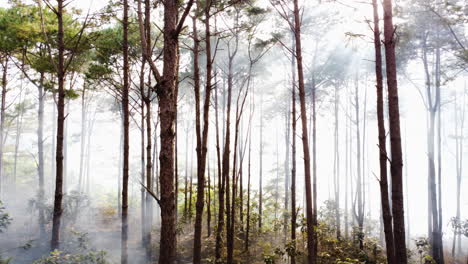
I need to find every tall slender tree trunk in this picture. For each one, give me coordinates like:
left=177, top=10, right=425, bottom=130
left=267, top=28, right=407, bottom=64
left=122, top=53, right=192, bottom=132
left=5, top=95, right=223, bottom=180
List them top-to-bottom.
left=51, top=0, right=66, bottom=249
left=121, top=0, right=130, bottom=261
left=143, top=0, right=154, bottom=256
left=193, top=0, right=215, bottom=258
left=293, top=0, right=315, bottom=262
left=383, top=0, right=408, bottom=262
left=372, top=1, right=396, bottom=261
left=435, top=40, right=445, bottom=264
left=225, top=45, right=236, bottom=264
left=290, top=52, right=297, bottom=264
left=0, top=57, right=6, bottom=197
left=140, top=64, right=147, bottom=246
left=214, top=68, right=225, bottom=260
left=38, top=73, right=46, bottom=238
left=354, top=73, right=364, bottom=250
left=222, top=74, right=233, bottom=264
left=344, top=83, right=349, bottom=240
left=333, top=84, right=341, bottom=240
left=13, top=85, right=24, bottom=191
left=79, top=85, right=87, bottom=192
left=284, top=91, right=291, bottom=239
left=452, top=91, right=464, bottom=258
left=51, top=92, right=56, bottom=194
left=258, top=93, right=263, bottom=231
left=145, top=96, right=153, bottom=260
left=245, top=104, right=252, bottom=251
left=118, top=109, right=123, bottom=216
left=85, top=111, right=95, bottom=194
left=184, top=124, right=189, bottom=219
left=207, top=158, right=211, bottom=237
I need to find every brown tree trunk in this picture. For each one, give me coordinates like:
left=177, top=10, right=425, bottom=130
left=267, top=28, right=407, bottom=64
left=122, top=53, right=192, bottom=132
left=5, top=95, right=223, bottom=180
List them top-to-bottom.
left=51, top=0, right=65, bottom=249
left=121, top=0, right=130, bottom=261
left=193, top=0, right=215, bottom=258
left=293, top=0, right=315, bottom=262
left=373, top=0, right=396, bottom=261
left=383, top=0, right=408, bottom=262
left=157, top=1, right=194, bottom=262
left=224, top=48, right=236, bottom=264
left=291, top=51, right=297, bottom=264
left=0, top=57, right=6, bottom=196
left=140, top=63, right=147, bottom=246
left=214, top=67, right=225, bottom=260
left=145, top=95, right=153, bottom=260
left=245, top=112, right=252, bottom=251
left=184, top=124, right=189, bottom=219
left=207, top=159, right=211, bottom=237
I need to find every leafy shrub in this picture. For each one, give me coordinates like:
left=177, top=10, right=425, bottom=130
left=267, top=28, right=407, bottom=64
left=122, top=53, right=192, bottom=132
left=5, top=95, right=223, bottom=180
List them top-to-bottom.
left=0, top=201, right=12, bottom=233
left=32, top=249, right=108, bottom=264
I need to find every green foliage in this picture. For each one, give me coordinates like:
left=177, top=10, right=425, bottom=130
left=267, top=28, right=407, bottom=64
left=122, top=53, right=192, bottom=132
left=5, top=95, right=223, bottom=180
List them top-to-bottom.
left=0, top=201, right=12, bottom=233
left=450, top=217, right=468, bottom=237
left=413, top=237, right=435, bottom=264
left=32, top=249, right=108, bottom=264
left=0, top=256, right=11, bottom=264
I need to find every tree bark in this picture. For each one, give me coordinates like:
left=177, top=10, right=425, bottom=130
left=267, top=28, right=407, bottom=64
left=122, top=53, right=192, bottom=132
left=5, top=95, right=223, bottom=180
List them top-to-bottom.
left=51, top=0, right=65, bottom=249
left=121, top=0, right=130, bottom=261
left=193, top=0, right=215, bottom=258
left=293, top=0, right=315, bottom=262
left=372, top=0, right=396, bottom=261
left=382, top=0, right=408, bottom=262
left=290, top=49, right=297, bottom=264
left=0, top=57, right=6, bottom=196
left=214, top=67, right=225, bottom=260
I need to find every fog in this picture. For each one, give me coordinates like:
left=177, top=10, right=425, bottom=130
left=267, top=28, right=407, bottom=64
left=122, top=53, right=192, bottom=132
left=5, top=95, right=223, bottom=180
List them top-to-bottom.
left=0, top=0, right=467, bottom=263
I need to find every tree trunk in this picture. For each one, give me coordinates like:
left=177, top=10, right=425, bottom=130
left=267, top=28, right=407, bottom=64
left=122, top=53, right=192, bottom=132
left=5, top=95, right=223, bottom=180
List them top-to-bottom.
left=51, top=0, right=65, bottom=249
left=121, top=0, right=130, bottom=262
left=157, top=0, right=187, bottom=261
left=193, top=0, right=215, bottom=258
left=293, top=0, right=315, bottom=262
left=373, top=0, right=396, bottom=261
left=382, top=0, right=408, bottom=262
left=225, top=46, right=236, bottom=264
left=290, top=51, right=297, bottom=264
left=0, top=57, right=6, bottom=196
left=140, top=63, right=147, bottom=246
left=214, top=67, right=225, bottom=260
left=38, top=73, right=46, bottom=238
left=354, top=73, right=364, bottom=250
left=344, top=83, right=349, bottom=240
left=12, top=84, right=24, bottom=191
left=333, top=84, right=341, bottom=240
left=79, top=85, right=87, bottom=192
left=284, top=88, right=290, bottom=239
left=258, top=93, right=263, bottom=231
left=145, top=95, right=153, bottom=260
left=118, top=110, right=123, bottom=216
left=245, top=112, right=252, bottom=251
